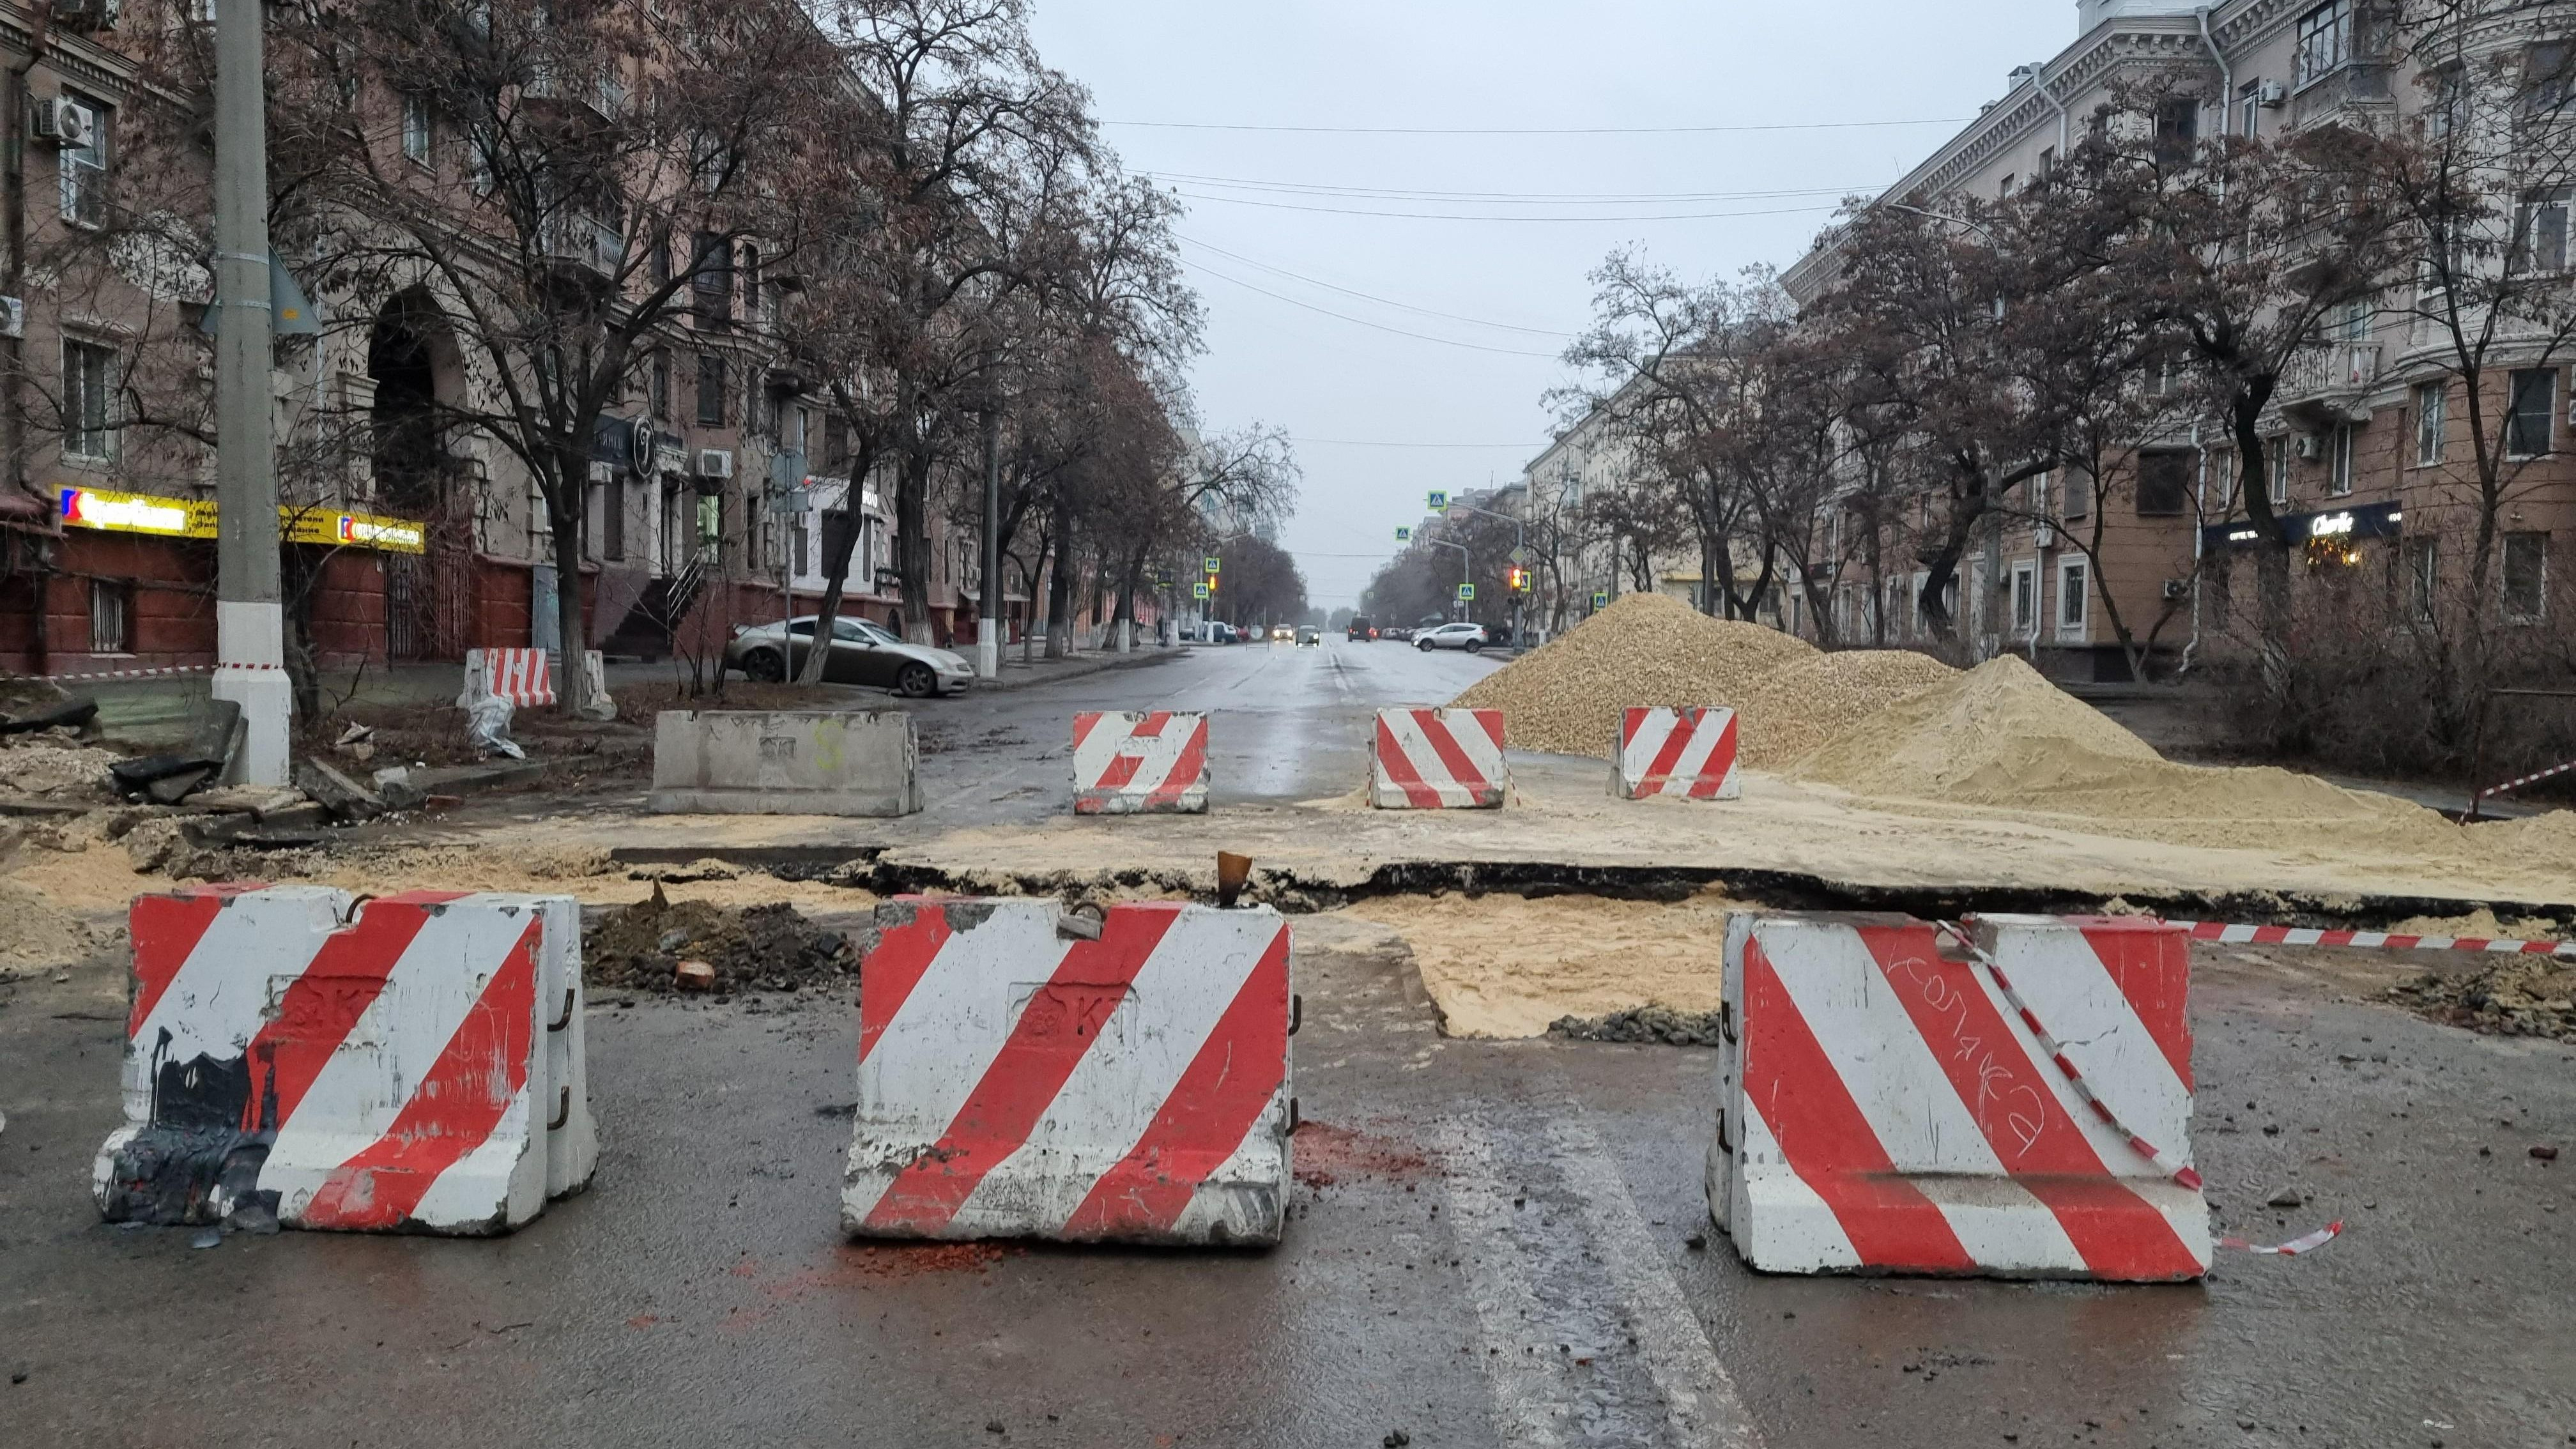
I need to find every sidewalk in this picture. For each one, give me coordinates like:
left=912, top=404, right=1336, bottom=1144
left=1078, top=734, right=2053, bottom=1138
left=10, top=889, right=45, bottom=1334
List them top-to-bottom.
left=982, top=642, right=1180, bottom=691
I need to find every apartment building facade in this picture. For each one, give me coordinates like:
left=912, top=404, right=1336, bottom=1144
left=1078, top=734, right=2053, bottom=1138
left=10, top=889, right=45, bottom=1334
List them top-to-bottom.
left=1782, top=0, right=2576, bottom=679
left=0, top=1, right=989, bottom=683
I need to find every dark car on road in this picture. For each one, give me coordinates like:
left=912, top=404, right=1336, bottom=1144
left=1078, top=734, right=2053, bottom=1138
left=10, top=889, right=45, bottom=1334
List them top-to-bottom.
left=1347, top=615, right=1373, bottom=641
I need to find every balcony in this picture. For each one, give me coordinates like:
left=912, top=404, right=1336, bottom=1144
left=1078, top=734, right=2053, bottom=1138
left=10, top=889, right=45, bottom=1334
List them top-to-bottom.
left=2292, top=61, right=2395, bottom=134
left=541, top=211, right=624, bottom=289
left=2277, top=342, right=2380, bottom=422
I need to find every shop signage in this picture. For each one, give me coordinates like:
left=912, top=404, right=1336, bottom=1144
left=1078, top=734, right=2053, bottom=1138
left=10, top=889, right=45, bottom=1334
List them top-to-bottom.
left=61, top=487, right=425, bottom=555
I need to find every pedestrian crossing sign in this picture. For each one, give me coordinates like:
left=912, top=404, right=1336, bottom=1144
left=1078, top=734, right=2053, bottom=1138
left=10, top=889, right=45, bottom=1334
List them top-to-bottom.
left=1427, top=491, right=1448, bottom=514
left=1395, top=526, right=1412, bottom=542
left=1193, top=581, right=1209, bottom=599
left=1456, top=583, right=1475, bottom=602
left=1591, top=590, right=1609, bottom=608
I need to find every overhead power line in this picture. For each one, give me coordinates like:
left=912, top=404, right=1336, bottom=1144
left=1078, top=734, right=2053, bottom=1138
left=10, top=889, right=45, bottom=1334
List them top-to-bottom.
left=1106, top=117, right=1970, bottom=136
left=1150, top=171, right=1878, bottom=204
left=1172, top=190, right=1846, bottom=224
left=1177, top=233, right=1575, bottom=338
left=1183, top=259, right=1565, bottom=359
left=1291, top=437, right=1544, bottom=449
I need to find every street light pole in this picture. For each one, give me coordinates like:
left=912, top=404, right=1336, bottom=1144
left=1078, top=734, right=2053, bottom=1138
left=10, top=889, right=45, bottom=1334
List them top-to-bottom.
left=211, top=0, right=288, bottom=785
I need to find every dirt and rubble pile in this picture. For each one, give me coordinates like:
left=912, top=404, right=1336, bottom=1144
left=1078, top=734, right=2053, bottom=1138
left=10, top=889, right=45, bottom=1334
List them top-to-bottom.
left=1451, top=592, right=1817, bottom=756
left=1733, top=649, right=1959, bottom=768
left=1, top=731, right=121, bottom=801
left=584, top=892, right=863, bottom=994
left=2381, top=957, right=2576, bottom=1042
left=1547, top=1006, right=1728, bottom=1047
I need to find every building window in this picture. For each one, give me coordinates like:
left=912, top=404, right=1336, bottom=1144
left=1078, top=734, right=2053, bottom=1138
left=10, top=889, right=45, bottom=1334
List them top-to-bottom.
left=2294, top=1, right=2353, bottom=88
left=2527, top=41, right=2575, bottom=116
left=2239, top=81, right=2265, bottom=139
left=58, top=93, right=108, bottom=228
left=401, top=93, right=433, bottom=167
left=2152, top=98, right=2198, bottom=164
left=2512, top=188, right=2571, bottom=273
left=692, top=232, right=733, bottom=324
left=741, top=243, right=763, bottom=321
left=63, top=339, right=116, bottom=460
left=650, top=349, right=671, bottom=420
left=695, top=353, right=726, bottom=425
left=2508, top=368, right=2556, bottom=457
left=2414, top=381, right=2446, bottom=466
left=824, top=413, right=850, bottom=473
left=2327, top=422, right=2356, bottom=496
left=2269, top=440, right=2290, bottom=505
left=2135, top=450, right=2190, bottom=516
left=2063, top=467, right=2092, bottom=521
left=2503, top=532, right=2548, bottom=620
left=2405, top=535, right=2437, bottom=622
left=2057, top=557, right=2089, bottom=640
left=2011, top=560, right=2037, bottom=638
left=88, top=579, right=131, bottom=655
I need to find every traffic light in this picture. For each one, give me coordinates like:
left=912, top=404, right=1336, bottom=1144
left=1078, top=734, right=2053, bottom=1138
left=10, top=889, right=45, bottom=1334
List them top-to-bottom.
left=1504, top=565, right=1529, bottom=593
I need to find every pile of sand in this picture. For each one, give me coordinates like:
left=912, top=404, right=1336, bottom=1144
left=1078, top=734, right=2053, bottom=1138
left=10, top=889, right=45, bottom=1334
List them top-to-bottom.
left=1452, top=593, right=1816, bottom=757
left=1735, top=649, right=1959, bottom=767
left=1789, top=654, right=2467, bottom=854
left=0, top=876, right=114, bottom=969
left=1340, top=889, right=1737, bottom=1039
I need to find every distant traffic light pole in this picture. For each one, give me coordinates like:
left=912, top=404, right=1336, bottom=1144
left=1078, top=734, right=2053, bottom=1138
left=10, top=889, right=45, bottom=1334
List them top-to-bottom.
left=211, top=0, right=289, bottom=784
left=1425, top=491, right=1528, bottom=650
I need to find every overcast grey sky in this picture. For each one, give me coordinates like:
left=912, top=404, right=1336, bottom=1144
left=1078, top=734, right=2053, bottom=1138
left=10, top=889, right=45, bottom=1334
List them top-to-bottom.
left=1028, top=1, right=2078, bottom=607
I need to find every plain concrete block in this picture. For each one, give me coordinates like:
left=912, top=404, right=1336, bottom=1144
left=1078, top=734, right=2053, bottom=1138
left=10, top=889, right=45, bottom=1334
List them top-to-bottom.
left=648, top=710, right=921, bottom=816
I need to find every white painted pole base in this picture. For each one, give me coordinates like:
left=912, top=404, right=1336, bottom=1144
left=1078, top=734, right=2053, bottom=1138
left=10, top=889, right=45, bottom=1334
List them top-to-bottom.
left=213, top=599, right=291, bottom=786
left=976, top=618, right=1000, bottom=680
left=1116, top=620, right=1133, bottom=654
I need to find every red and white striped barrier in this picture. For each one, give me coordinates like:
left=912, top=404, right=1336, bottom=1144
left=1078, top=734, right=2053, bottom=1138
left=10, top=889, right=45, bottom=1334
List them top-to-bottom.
left=463, top=648, right=555, bottom=708
left=35, top=662, right=289, bottom=684
left=1616, top=706, right=1741, bottom=801
left=1370, top=707, right=1506, bottom=809
left=1072, top=710, right=1210, bottom=815
left=2479, top=756, right=2576, bottom=803
left=93, top=885, right=595, bottom=1235
left=843, top=898, right=1294, bottom=1245
left=1708, top=912, right=2209, bottom=1280
left=2170, top=919, right=2576, bottom=958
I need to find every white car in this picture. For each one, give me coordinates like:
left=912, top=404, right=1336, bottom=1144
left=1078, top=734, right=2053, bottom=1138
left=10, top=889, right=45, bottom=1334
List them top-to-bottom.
left=1415, top=622, right=1489, bottom=653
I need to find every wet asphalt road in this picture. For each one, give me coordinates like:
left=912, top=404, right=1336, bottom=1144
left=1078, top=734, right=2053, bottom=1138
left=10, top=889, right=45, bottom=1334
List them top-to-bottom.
left=3, top=642, right=2573, bottom=1446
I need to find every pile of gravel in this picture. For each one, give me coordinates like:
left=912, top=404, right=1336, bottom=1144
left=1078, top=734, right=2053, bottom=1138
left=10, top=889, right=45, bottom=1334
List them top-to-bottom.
left=1452, top=593, right=1816, bottom=758
left=1733, top=648, right=1958, bottom=768
left=2380, top=958, right=2576, bottom=1042
left=1547, top=1005, right=1729, bottom=1047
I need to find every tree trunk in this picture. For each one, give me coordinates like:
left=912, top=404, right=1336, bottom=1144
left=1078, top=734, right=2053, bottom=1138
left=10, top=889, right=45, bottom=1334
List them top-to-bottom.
left=894, top=448, right=935, bottom=645
left=797, top=450, right=877, bottom=684
left=548, top=454, right=592, bottom=716
left=1045, top=493, right=1073, bottom=659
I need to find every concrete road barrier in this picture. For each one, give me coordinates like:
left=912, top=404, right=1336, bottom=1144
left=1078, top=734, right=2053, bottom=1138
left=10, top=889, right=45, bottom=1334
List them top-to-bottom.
left=1616, top=706, right=1741, bottom=800
left=1370, top=707, right=1506, bottom=809
left=650, top=710, right=922, bottom=816
left=1073, top=710, right=1210, bottom=815
left=94, top=887, right=595, bottom=1235
left=843, top=898, right=1294, bottom=1245
left=1708, top=911, right=2209, bottom=1280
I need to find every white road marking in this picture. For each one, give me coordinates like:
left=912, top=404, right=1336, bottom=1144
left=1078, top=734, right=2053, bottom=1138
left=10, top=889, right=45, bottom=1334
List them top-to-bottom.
left=1545, top=1114, right=1763, bottom=1448
left=1435, top=1119, right=1569, bottom=1449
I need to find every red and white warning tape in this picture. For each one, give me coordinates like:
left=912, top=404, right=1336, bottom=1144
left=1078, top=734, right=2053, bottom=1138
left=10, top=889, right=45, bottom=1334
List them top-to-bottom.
left=33, top=662, right=289, bottom=684
left=2478, top=756, right=2576, bottom=802
left=2168, top=920, right=2576, bottom=959
left=1934, top=921, right=2205, bottom=1193
left=2221, top=1221, right=2343, bottom=1256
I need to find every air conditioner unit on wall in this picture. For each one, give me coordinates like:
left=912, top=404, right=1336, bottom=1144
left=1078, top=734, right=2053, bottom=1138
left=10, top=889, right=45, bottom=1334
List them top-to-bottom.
left=2257, top=79, right=2287, bottom=108
left=32, top=97, right=93, bottom=149
left=2294, top=433, right=2324, bottom=461
left=694, top=448, right=733, bottom=480
left=2034, top=523, right=2056, bottom=549
left=2163, top=579, right=2189, bottom=600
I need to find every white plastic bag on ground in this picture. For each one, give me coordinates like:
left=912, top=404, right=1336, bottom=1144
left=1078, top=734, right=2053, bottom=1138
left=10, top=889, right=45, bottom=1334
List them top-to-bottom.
left=466, top=694, right=526, bottom=760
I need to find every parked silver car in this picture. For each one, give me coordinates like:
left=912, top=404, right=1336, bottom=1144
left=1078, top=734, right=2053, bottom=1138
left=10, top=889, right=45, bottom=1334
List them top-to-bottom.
left=725, top=615, right=976, bottom=696
left=1414, top=621, right=1489, bottom=652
